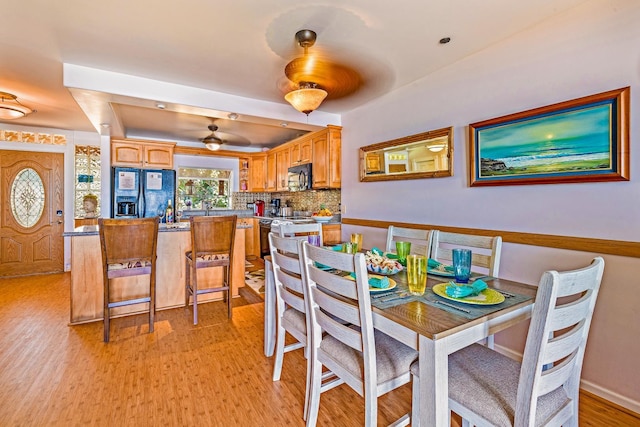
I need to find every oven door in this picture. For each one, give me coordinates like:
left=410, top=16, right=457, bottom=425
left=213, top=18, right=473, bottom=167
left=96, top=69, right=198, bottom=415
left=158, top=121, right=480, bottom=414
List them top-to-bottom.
left=259, top=221, right=272, bottom=258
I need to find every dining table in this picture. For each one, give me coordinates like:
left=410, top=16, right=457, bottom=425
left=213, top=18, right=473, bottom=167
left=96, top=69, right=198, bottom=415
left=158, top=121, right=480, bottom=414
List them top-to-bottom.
left=263, top=252, right=537, bottom=427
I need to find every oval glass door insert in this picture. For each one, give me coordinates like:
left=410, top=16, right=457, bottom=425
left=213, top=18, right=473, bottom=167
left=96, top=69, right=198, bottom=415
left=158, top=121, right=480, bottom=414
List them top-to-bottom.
left=11, top=168, right=45, bottom=228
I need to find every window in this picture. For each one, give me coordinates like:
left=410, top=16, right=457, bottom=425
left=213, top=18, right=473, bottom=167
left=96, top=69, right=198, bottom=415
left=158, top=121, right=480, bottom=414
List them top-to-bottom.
left=74, top=146, right=101, bottom=218
left=177, top=167, right=231, bottom=210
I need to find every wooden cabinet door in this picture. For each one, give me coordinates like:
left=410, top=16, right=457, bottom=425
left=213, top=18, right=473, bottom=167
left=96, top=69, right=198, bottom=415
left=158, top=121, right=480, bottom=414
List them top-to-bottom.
left=311, top=126, right=341, bottom=189
left=328, top=126, right=341, bottom=188
left=311, top=131, right=329, bottom=188
left=290, top=138, right=312, bottom=166
left=300, top=138, right=312, bottom=164
left=112, top=141, right=143, bottom=167
left=143, top=143, right=174, bottom=169
left=276, top=149, right=290, bottom=191
left=266, top=152, right=277, bottom=192
left=249, top=154, right=267, bottom=192
left=322, top=224, right=341, bottom=245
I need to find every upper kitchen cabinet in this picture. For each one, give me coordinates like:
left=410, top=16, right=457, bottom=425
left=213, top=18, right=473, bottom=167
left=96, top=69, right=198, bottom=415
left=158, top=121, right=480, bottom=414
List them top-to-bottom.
left=311, top=125, right=341, bottom=189
left=290, top=136, right=312, bottom=166
left=111, top=139, right=175, bottom=169
left=275, top=148, right=290, bottom=192
left=266, top=151, right=277, bottom=192
left=249, top=153, right=267, bottom=192
left=239, top=157, right=250, bottom=192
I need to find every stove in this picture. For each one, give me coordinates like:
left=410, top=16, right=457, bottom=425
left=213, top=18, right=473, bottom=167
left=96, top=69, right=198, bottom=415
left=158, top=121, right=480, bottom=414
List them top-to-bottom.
left=258, top=216, right=314, bottom=258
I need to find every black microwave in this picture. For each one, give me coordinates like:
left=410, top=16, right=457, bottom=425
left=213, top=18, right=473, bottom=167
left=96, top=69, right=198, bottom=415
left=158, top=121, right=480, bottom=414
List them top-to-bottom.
left=287, top=163, right=312, bottom=191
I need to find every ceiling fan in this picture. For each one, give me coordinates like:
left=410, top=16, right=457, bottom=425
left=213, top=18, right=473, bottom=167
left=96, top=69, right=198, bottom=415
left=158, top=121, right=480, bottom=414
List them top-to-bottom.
left=280, top=29, right=362, bottom=115
left=201, top=124, right=251, bottom=151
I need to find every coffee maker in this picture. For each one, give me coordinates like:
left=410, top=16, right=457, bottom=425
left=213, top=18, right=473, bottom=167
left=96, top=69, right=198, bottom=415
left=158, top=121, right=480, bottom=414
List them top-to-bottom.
left=270, top=198, right=280, bottom=216
left=253, top=200, right=265, bottom=216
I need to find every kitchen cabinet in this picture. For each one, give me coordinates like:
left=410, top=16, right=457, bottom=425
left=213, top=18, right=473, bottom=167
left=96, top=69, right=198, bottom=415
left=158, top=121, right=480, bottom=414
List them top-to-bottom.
left=311, top=125, right=341, bottom=189
left=290, top=137, right=312, bottom=165
left=111, top=139, right=175, bottom=169
left=275, top=148, right=290, bottom=192
left=266, top=152, right=277, bottom=192
left=249, top=154, right=267, bottom=192
left=242, top=218, right=260, bottom=259
left=322, top=223, right=341, bottom=245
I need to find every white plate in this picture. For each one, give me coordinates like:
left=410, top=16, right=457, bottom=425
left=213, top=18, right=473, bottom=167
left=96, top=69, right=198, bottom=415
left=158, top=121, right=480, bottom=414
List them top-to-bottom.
left=428, top=267, right=455, bottom=277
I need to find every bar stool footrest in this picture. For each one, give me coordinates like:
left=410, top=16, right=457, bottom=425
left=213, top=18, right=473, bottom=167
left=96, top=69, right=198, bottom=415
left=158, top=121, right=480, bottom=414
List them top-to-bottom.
left=108, top=297, right=152, bottom=309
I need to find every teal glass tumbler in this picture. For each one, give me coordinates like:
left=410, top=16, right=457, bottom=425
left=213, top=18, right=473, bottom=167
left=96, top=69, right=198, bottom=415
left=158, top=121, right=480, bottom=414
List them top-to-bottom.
left=452, top=248, right=472, bottom=283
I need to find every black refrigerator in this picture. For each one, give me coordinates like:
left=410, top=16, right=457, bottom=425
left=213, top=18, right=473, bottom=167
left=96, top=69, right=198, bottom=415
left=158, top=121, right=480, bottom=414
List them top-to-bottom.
left=111, top=167, right=175, bottom=221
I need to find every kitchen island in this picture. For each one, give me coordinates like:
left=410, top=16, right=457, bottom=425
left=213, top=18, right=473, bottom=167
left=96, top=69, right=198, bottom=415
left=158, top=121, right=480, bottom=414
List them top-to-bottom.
left=65, top=221, right=249, bottom=324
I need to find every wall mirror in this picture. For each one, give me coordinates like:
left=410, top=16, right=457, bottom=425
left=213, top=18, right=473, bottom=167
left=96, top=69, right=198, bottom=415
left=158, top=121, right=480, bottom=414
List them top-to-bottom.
left=359, top=126, right=453, bottom=182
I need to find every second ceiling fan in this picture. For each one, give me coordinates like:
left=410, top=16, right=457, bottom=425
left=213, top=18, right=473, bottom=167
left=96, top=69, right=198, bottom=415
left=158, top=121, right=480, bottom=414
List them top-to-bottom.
left=201, top=124, right=251, bottom=151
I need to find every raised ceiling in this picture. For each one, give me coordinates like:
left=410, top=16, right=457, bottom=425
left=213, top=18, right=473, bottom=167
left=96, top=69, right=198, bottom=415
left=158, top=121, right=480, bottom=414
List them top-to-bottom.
left=0, top=0, right=591, bottom=151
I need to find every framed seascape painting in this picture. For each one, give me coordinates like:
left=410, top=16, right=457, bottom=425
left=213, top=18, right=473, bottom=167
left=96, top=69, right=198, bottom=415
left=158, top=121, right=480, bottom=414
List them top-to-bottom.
left=469, top=87, right=629, bottom=187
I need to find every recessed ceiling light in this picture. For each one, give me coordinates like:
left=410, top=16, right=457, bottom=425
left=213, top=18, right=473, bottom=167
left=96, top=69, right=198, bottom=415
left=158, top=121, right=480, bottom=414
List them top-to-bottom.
left=439, top=37, right=451, bottom=44
left=155, top=103, right=166, bottom=109
left=227, top=113, right=239, bottom=120
left=280, top=122, right=288, bottom=127
left=100, top=123, right=110, bottom=128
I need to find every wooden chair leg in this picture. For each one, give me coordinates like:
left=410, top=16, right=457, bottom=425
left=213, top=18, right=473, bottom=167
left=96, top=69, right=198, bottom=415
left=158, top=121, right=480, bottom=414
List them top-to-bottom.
left=185, top=258, right=191, bottom=307
left=192, top=264, right=198, bottom=325
left=226, top=266, right=232, bottom=319
left=104, top=279, right=110, bottom=343
left=149, top=279, right=155, bottom=334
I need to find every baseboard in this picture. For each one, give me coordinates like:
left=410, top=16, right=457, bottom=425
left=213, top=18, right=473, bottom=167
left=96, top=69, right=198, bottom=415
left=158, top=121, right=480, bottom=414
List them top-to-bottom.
left=494, top=344, right=640, bottom=415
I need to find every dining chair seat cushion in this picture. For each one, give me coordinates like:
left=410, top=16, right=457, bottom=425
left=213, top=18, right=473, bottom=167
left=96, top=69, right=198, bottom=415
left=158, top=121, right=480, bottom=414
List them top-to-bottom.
left=185, top=251, right=230, bottom=262
left=107, top=260, right=152, bottom=271
left=282, top=307, right=306, bottom=336
left=320, top=327, right=418, bottom=384
left=412, top=343, right=569, bottom=427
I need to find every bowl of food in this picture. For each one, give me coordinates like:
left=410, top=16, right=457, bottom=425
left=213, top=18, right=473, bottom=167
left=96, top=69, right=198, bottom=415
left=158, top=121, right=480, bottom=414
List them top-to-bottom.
left=312, top=206, right=333, bottom=222
left=312, top=215, right=333, bottom=223
left=365, top=250, right=403, bottom=276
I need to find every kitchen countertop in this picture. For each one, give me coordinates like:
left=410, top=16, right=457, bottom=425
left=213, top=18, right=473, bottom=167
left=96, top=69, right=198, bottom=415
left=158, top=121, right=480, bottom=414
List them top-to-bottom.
left=254, top=215, right=341, bottom=225
left=64, top=222, right=252, bottom=237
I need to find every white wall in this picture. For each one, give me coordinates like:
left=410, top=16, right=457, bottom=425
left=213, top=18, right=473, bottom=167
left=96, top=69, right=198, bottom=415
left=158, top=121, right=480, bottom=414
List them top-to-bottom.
left=341, top=0, right=640, bottom=411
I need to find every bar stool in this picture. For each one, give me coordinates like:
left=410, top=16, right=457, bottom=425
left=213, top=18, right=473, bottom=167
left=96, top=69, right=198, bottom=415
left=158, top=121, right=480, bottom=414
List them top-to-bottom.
left=185, top=215, right=237, bottom=324
left=98, top=217, right=159, bottom=343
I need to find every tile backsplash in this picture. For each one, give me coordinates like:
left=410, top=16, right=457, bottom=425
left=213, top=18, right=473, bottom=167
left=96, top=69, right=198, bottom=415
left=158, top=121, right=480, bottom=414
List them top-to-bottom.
left=232, top=190, right=341, bottom=215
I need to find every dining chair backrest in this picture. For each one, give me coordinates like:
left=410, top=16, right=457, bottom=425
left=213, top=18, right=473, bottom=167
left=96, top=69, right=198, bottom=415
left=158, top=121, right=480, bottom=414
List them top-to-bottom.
left=278, top=222, right=323, bottom=245
left=385, top=225, right=433, bottom=257
left=430, top=230, right=502, bottom=276
left=268, top=232, right=308, bottom=329
left=268, top=232, right=314, bottom=419
left=515, top=256, right=604, bottom=426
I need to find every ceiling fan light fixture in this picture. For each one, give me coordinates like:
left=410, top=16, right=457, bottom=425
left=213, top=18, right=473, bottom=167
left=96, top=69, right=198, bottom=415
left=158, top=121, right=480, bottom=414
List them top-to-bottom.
left=284, top=83, right=327, bottom=115
left=0, top=92, right=33, bottom=120
left=205, top=141, right=222, bottom=151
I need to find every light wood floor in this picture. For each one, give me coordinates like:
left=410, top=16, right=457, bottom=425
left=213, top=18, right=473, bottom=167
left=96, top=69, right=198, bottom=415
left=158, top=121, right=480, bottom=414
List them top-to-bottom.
left=0, top=273, right=638, bottom=426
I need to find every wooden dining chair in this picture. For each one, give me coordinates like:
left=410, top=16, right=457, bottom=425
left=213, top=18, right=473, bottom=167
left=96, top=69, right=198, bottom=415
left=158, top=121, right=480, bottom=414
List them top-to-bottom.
left=185, top=215, right=237, bottom=324
left=98, top=217, right=159, bottom=343
left=385, top=225, right=433, bottom=257
left=430, top=230, right=502, bottom=276
left=268, top=232, right=312, bottom=420
left=301, top=242, right=417, bottom=427
left=409, top=256, right=605, bottom=427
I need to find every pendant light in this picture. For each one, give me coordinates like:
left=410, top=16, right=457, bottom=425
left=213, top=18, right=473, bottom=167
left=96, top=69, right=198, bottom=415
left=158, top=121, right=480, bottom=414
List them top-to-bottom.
left=284, top=82, right=328, bottom=115
left=0, top=92, right=34, bottom=119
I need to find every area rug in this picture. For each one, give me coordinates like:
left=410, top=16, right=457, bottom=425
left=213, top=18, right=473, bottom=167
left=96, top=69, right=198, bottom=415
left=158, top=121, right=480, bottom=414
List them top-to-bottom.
left=245, top=269, right=265, bottom=295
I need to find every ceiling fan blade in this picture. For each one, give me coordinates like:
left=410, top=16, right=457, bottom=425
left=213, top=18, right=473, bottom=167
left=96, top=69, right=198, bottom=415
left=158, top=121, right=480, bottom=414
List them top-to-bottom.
left=284, top=55, right=361, bottom=99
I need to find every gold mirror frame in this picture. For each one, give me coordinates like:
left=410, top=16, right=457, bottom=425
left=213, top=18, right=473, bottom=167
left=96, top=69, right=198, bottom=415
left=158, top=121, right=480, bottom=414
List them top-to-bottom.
left=359, top=126, right=454, bottom=182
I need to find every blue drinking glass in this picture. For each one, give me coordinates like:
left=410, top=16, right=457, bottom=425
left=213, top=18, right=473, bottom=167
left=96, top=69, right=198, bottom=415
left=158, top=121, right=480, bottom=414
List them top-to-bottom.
left=452, top=248, right=472, bottom=283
